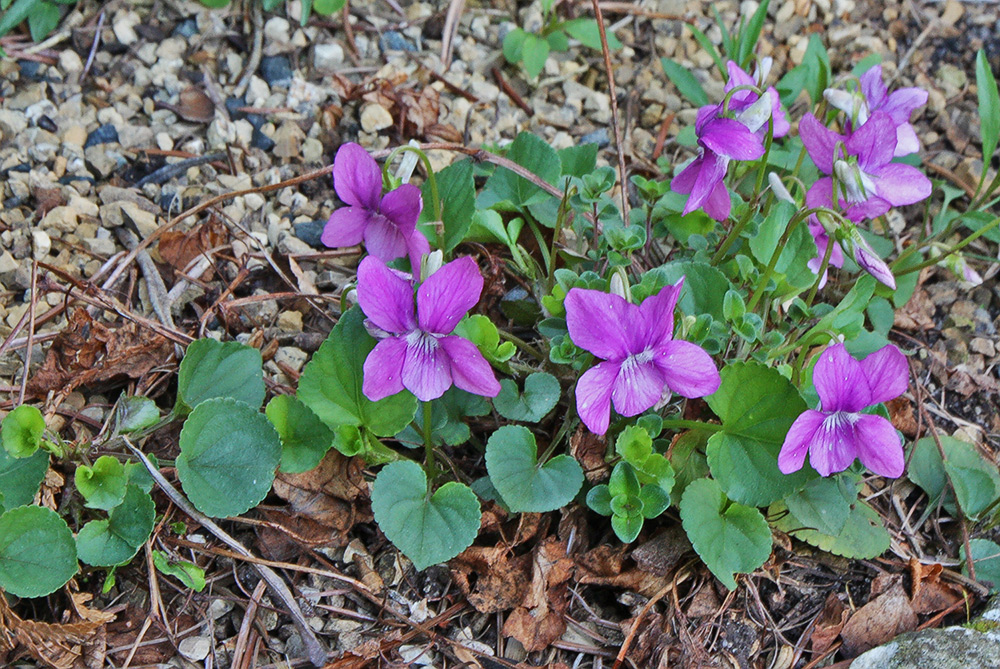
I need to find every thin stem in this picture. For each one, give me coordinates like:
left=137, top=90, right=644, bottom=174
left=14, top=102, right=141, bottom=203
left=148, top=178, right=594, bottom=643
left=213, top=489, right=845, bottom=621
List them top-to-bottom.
left=589, top=0, right=629, bottom=226
left=711, top=123, right=774, bottom=265
left=385, top=145, right=443, bottom=250
left=745, top=207, right=820, bottom=312
left=894, top=216, right=1000, bottom=277
left=526, top=218, right=552, bottom=273
left=804, top=234, right=835, bottom=307
left=498, top=330, right=546, bottom=361
left=791, top=330, right=837, bottom=386
left=422, top=401, right=437, bottom=480
left=659, top=419, right=723, bottom=433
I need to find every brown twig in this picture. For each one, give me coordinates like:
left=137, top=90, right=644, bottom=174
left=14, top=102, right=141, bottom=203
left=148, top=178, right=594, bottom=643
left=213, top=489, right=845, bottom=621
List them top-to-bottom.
left=233, top=0, right=263, bottom=99
left=440, top=0, right=466, bottom=68
left=590, top=0, right=629, bottom=226
left=491, top=66, right=534, bottom=116
left=17, top=262, right=38, bottom=405
left=232, top=579, right=267, bottom=668
left=613, top=582, right=672, bottom=669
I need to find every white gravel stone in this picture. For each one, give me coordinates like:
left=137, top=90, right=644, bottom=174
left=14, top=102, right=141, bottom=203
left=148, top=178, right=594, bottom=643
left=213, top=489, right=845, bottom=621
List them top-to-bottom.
left=360, top=103, right=393, bottom=132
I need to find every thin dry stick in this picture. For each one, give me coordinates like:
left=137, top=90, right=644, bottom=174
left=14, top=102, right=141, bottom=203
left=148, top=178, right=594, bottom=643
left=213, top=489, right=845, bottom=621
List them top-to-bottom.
left=233, top=0, right=263, bottom=99
left=440, top=0, right=466, bottom=68
left=590, top=0, right=629, bottom=226
left=18, top=262, right=38, bottom=405
left=122, top=437, right=328, bottom=667
left=232, top=579, right=268, bottom=668
left=613, top=582, right=672, bottom=669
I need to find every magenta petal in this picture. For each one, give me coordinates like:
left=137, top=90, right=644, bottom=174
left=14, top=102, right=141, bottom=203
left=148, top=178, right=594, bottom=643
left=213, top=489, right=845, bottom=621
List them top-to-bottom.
left=860, top=65, right=888, bottom=108
left=767, top=87, right=790, bottom=138
left=883, top=88, right=927, bottom=123
left=847, top=112, right=896, bottom=170
left=799, top=114, right=841, bottom=174
left=700, top=118, right=765, bottom=161
left=894, top=124, right=921, bottom=156
left=333, top=143, right=382, bottom=210
left=686, top=150, right=729, bottom=215
left=671, top=155, right=701, bottom=195
left=872, top=163, right=931, bottom=206
left=805, top=177, right=834, bottom=210
left=703, top=180, right=732, bottom=221
left=379, top=184, right=422, bottom=235
left=844, top=197, right=891, bottom=222
left=322, top=207, right=370, bottom=249
left=364, top=214, right=409, bottom=262
left=406, top=230, right=431, bottom=275
left=854, top=241, right=896, bottom=289
left=356, top=256, right=416, bottom=334
left=417, top=256, right=482, bottom=334
left=640, top=279, right=683, bottom=349
left=565, top=288, right=631, bottom=360
left=438, top=335, right=500, bottom=398
left=402, top=336, right=452, bottom=402
left=362, top=337, right=407, bottom=401
left=654, top=340, right=721, bottom=398
left=813, top=344, right=871, bottom=412
left=859, top=345, right=908, bottom=405
left=611, top=359, right=665, bottom=418
left=575, top=361, right=619, bottom=435
left=778, top=410, right=825, bottom=474
left=807, top=412, right=859, bottom=476
left=854, top=414, right=904, bottom=477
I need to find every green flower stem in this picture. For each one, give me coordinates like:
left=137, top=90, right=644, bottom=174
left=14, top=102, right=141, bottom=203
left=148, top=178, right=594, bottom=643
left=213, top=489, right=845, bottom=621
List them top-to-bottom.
left=711, top=121, right=774, bottom=265
left=385, top=145, right=444, bottom=250
left=547, top=185, right=574, bottom=283
left=746, top=207, right=821, bottom=313
left=893, top=215, right=1000, bottom=277
left=526, top=218, right=552, bottom=273
left=804, top=235, right=834, bottom=307
left=498, top=330, right=545, bottom=361
left=791, top=330, right=839, bottom=386
left=422, top=401, right=438, bottom=480
left=660, top=419, right=723, bottom=433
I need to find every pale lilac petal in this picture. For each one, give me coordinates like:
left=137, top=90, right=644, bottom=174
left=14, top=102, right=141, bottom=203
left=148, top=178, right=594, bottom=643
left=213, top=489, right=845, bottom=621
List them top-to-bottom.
left=725, top=61, right=756, bottom=107
left=859, top=65, right=887, bottom=109
left=767, top=87, right=790, bottom=138
left=882, top=88, right=927, bottom=123
left=695, top=105, right=720, bottom=135
left=846, top=112, right=896, bottom=170
left=799, top=113, right=841, bottom=174
left=700, top=118, right=765, bottom=161
left=894, top=124, right=921, bottom=156
left=333, top=143, right=382, bottom=210
left=685, top=151, right=729, bottom=215
left=670, top=155, right=701, bottom=195
left=871, top=163, right=932, bottom=206
left=805, top=177, right=834, bottom=210
left=703, top=181, right=732, bottom=221
left=379, top=184, right=422, bottom=236
left=844, top=197, right=891, bottom=222
left=322, top=207, right=370, bottom=249
left=363, top=214, right=409, bottom=262
left=406, top=230, right=432, bottom=275
left=854, top=241, right=896, bottom=289
left=356, top=256, right=416, bottom=334
left=417, top=256, right=482, bottom=335
left=640, top=279, right=683, bottom=349
left=565, top=288, right=631, bottom=360
left=438, top=335, right=500, bottom=398
left=402, top=336, right=452, bottom=401
left=362, top=337, right=407, bottom=401
left=654, top=340, right=721, bottom=398
left=813, top=344, right=871, bottom=412
left=859, top=345, right=908, bottom=406
left=611, top=359, right=665, bottom=418
left=575, top=361, right=619, bottom=435
left=778, top=410, right=826, bottom=474
left=807, top=412, right=860, bottom=476
left=854, top=414, right=904, bottom=478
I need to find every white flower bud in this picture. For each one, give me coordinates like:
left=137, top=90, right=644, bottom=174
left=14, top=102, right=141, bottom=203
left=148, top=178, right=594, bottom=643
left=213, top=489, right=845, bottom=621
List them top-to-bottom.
left=735, top=89, right=774, bottom=133
left=395, top=139, right=421, bottom=183
left=833, top=160, right=876, bottom=203
left=768, top=172, right=796, bottom=204
left=420, top=250, right=444, bottom=281
left=609, top=267, right=632, bottom=302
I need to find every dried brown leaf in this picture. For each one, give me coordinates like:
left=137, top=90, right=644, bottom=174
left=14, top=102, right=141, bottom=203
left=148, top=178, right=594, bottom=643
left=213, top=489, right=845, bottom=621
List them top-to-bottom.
left=176, top=87, right=215, bottom=123
left=157, top=217, right=226, bottom=275
left=570, top=425, right=609, bottom=484
left=502, top=537, right=573, bottom=652
left=452, top=546, right=531, bottom=613
left=909, top=559, right=965, bottom=614
left=840, top=581, right=918, bottom=656
left=809, top=593, right=849, bottom=655
left=0, top=595, right=107, bottom=669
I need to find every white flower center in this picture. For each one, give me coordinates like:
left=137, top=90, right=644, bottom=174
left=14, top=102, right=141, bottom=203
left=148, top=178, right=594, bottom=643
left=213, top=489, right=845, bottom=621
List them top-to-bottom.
left=834, top=160, right=877, bottom=203
left=406, top=329, right=439, bottom=354
left=620, top=348, right=655, bottom=379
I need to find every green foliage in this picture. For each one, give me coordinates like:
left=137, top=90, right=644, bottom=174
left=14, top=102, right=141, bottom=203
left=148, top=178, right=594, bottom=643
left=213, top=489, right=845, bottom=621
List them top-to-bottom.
left=0, top=0, right=72, bottom=42
left=502, top=15, right=620, bottom=79
left=777, top=34, right=830, bottom=106
left=976, top=49, right=1000, bottom=165
left=661, top=58, right=709, bottom=107
left=479, top=132, right=562, bottom=214
left=420, top=159, right=476, bottom=253
left=453, top=315, right=516, bottom=366
left=177, top=338, right=265, bottom=412
left=494, top=373, right=561, bottom=422
left=266, top=395, right=334, bottom=474
left=115, top=396, right=161, bottom=433
left=176, top=398, right=282, bottom=518
left=2, top=404, right=46, bottom=458
left=486, top=425, right=583, bottom=513
left=615, top=426, right=675, bottom=492
left=908, top=436, right=1000, bottom=520
left=0, top=447, right=48, bottom=514
left=75, top=456, right=128, bottom=511
left=371, top=461, right=480, bottom=570
left=587, top=461, right=670, bottom=543
left=782, top=475, right=856, bottom=536
left=680, top=478, right=771, bottom=589
left=76, top=485, right=155, bottom=567
left=770, top=496, right=889, bottom=559
left=0, top=505, right=78, bottom=598
left=962, top=539, right=1000, bottom=593
left=152, top=550, right=206, bottom=591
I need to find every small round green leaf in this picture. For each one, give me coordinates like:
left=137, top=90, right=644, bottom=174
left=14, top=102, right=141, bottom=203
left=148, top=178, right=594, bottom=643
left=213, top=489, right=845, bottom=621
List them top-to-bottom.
left=177, top=338, right=265, bottom=411
left=494, top=373, right=561, bottom=422
left=266, top=395, right=334, bottom=474
left=115, top=396, right=160, bottom=433
left=176, top=398, right=281, bottom=518
left=2, top=404, right=46, bottom=458
left=485, top=425, right=583, bottom=513
left=0, top=447, right=48, bottom=513
left=75, top=456, right=127, bottom=510
left=371, top=460, right=480, bottom=571
left=680, top=478, right=772, bottom=590
left=77, top=485, right=155, bottom=566
left=586, top=485, right=613, bottom=516
left=0, top=505, right=78, bottom=597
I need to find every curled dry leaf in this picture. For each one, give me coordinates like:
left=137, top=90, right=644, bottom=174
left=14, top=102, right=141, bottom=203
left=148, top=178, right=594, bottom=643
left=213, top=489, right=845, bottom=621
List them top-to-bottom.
left=157, top=216, right=227, bottom=277
left=570, top=425, right=609, bottom=484
left=271, top=450, right=370, bottom=541
left=502, top=537, right=574, bottom=652
left=451, top=545, right=531, bottom=614
left=909, top=559, right=965, bottom=614
left=840, top=579, right=918, bottom=656
left=0, top=593, right=111, bottom=669
left=809, top=593, right=849, bottom=655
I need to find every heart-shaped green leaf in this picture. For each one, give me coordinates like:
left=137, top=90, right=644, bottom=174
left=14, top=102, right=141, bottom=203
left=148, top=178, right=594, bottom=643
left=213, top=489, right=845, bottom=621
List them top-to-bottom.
left=298, top=307, right=417, bottom=437
left=177, top=339, right=265, bottom=412
left=493, top=373, right=561, bottom=422
left=266, top=394, right=334, bottom=474
left=115, top=396, right=160, bottom=433
left=176, top=398, right=281, bottom=518
left=2, top=404, right=46, bottom=458
left=485, top=425, right=583, bottom=513
left=909, top=435, right=1000, bottom=520
left=0, top=447, right=48, bottom=514
left=76, top=456, right=128, bottom=510
left=371, top=460, right=480, bottom=571
left=783, top=475, right=856, bottom=536
left=680, top=478, right=772, bottom=590
left=77, top=485, right=155, bottom=566
left=770, top=498, right=889, bottom=559
left=0, top=505, right=78, bottom=598
left=962, top=539, right=1000, bottom=593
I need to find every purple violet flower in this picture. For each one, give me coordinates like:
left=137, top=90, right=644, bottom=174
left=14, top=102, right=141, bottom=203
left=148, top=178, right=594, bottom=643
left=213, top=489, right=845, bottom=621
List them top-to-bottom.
left=719, top=60, right=790, bottom=138
left=823, top=65, right=927, bottom=156
left=800, top=111, right=931, bottom=223
left=322, top=143, right=430, bottom=269
left=806, top=221, right=845, bottom=289
left=357, top=255, right=500, bottom=403
left=565, top=279, right=721, bottom=435
left=778, top=343, right=908, bottom=478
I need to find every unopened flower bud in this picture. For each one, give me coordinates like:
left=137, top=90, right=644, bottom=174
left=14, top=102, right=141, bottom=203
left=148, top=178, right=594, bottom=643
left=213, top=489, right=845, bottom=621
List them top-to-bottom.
left=755, top=57, right=773, bottom=87
left=823, top=89, right=869, bottom=126
left=395, top=140, right=421, bottom=183
left=833, top=159, right=876, bottom=204
left=768, top=172, right=795, bottom=204
left=849, top=229, right=896, bottom=289
left=420, top=250, right=444, bottom=281
left=943, top=253, right=983, bottom=286
left=609, top=267, right=632, bottom=302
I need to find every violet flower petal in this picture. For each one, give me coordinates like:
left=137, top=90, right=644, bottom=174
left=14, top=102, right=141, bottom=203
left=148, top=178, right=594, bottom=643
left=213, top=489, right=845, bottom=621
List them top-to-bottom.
left=860, top=65, right=888, bottom=108
left=766, top=86, right=790, bottom=138
left=882, top=88, right=928, bottom=124
left=846, top=112, right=896, bottom=171
left=799, top=114, right=841, bottom=174
left=700, top=118, right=766, bottom=161
left=894, top=124, right=921, bottom=157
left=333, top=143, right=382, bottom=210
left=684, top=150, right=729, bottom=215
left=670, top=154, right=702, bottom=195
left=872, top=163, right=932, bottom=206
left=703, top=180, right=733, bottom=221
left=379, top=184, right=422, bottom=236
left=322, top=207, right=371, bottom=249
left=363, top=214, right=409, bottom=262
left=405, top=230, right=431, bottom=276
left=854, top=240, right=897, bottom=289
left=356, top=256, right=417, bottom=334
left=417, top=256, right=483, bottom=335
left=640, top=280, right=684, bottom=350
left=565, top=288, right=632, bottom=360
left=439, top=335, right=500, bottom=397
left=402, top=336, right=452, bottom=402
left=362, top=337, right=408, bottom=401
left=655, top=340, right=722, bottom=398
left=813, top=344, right=872, bottom=412
left=859, top=345, right=908, bottom=405
left=611, top=359, right=665, bottom=418
left=575, top=360, right=620, bottom=435
left=778, top=409, right=826, bottom=474
left=807, top=412, right=861, bottom=477
left=854, top=414, right=905, bottom=478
